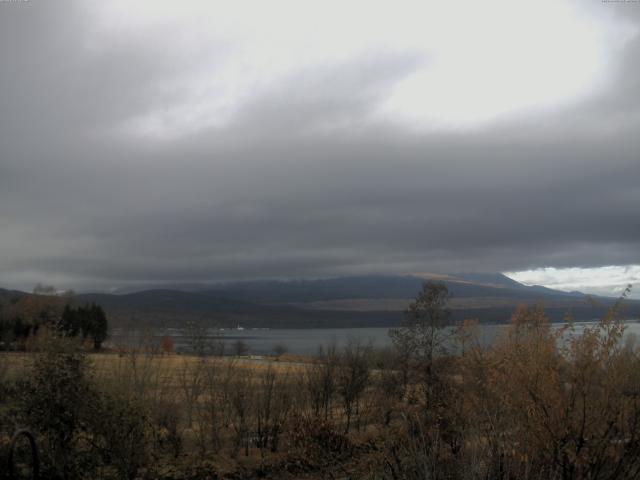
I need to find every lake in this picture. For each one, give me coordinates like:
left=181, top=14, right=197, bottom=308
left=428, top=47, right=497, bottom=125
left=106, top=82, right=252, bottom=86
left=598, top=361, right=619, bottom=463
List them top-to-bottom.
left=108, top=320, right=640, bottom=356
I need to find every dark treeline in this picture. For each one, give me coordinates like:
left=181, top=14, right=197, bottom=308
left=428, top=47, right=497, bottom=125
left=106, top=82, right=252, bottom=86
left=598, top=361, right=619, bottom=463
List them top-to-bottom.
left=0, top=291, right=108, bottom=350
left=59, top=303, right=108, bottom=350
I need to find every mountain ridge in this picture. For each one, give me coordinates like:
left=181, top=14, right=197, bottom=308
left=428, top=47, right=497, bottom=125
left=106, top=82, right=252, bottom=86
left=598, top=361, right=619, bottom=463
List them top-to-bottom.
left=3, top=274, right=637, bottom=328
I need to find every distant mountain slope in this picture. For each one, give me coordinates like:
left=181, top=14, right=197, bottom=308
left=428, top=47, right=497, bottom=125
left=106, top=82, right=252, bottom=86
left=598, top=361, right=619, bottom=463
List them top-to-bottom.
left=455, top=272, right=527, bottom=289
left=2, top=274, right=637, bottom=329
left=201, top=274, right=586, bottom=304
left=202, top=275, right=426, bottom=303
left=76, top=281, right=638, bottom=328
left=0, top=287, right=28, bottom=299
left=76, top=288, right=401, bottom=328
left=76, top=289, right=301, bottom=326
left=79, top=289, right=271, bottom=315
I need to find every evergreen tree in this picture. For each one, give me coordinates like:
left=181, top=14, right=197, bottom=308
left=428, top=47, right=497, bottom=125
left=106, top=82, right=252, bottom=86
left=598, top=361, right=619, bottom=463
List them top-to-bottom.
left=57, top=303, right=108, bottom=349
left=89, top=303, right=108, bottom=350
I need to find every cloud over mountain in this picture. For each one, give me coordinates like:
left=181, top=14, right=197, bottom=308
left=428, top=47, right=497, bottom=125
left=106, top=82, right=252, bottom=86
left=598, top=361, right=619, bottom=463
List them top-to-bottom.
left=0, top=0, right=638, bottom=292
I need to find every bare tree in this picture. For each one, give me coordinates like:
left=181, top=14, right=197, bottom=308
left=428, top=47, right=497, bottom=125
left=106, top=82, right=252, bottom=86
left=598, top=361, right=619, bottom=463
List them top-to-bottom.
left=390, top=282, right=453, bottom=406
left=233, top=339, right=249, bottom=357
left=337, top=340, right=371, bottom=433
left=273, top=343, right=288, bottom=359
left=306, top=344, right=339, bottom=420
left=177, top=356, right=205, bottom=427
left=197, top=359, right=224, bottom=453
left=255, top=366, right=291, bottom=455
left=229, top=367, right=253, bottom=458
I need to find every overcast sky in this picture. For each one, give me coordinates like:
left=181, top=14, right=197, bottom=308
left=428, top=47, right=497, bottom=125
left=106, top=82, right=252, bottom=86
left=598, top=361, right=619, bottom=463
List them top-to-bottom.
left=0, top=0, right=639, bottom=296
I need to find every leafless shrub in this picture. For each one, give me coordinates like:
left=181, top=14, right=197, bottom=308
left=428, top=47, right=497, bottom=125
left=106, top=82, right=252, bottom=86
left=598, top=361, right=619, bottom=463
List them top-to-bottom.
left=233, top=339, right=249, bottom=357
left=337, top=340, right=371, bottom=433
left=273, top=343, right=288, bottom=359
left=306, top=344, right=338, bottom=420
left=229, top=366, right=254, bottom=458
left=255, top=366, right=292, bottom=454
left=149, top=398, right=183, bottom=459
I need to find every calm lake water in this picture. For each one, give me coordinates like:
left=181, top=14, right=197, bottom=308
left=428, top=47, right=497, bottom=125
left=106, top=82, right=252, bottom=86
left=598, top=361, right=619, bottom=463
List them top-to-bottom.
left=108, top=320, right=640, bottom=356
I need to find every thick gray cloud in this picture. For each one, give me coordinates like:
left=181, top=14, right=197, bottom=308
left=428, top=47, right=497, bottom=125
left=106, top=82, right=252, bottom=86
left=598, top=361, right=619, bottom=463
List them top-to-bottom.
left=0, top=0, right=639, bottom=291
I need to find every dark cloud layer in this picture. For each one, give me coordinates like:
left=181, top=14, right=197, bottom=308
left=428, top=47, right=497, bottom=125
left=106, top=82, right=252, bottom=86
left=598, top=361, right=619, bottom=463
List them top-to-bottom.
left=0, top=1, right=639, bottom=291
